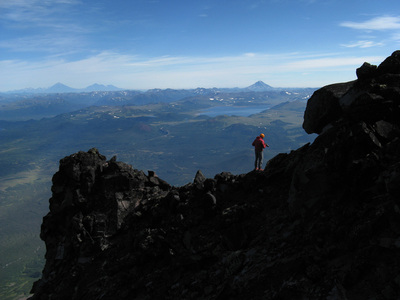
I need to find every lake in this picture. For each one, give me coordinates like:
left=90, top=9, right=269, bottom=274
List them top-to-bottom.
left=198, top=106, right=270, bottom=117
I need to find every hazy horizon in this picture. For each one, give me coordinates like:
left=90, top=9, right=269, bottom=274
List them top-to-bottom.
left=1, top=1, right=399, bottom=91
left=1, top=80, right=321, bottom=94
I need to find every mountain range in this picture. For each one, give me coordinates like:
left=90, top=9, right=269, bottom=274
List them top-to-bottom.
left=4, top=80, right=287, bottom=95
left=0, top=82, right=315, bottom=121
left=5, top=82, right=124, bottom=94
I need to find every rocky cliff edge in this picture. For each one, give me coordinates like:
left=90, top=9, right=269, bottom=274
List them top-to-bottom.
left=30, top=51, right=400, bottom=299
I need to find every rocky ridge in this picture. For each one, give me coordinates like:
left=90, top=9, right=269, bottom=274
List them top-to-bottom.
left=30, top=51, right=400, bottom=299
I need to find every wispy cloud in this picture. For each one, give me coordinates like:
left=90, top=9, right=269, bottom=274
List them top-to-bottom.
left=0, top=0, right=84, bottom=31
left=0, top=0, right=94, bottom=56
left=339, top=15, right=400, bottom=49
left=340, top=16, right=400, bottom=31
left=0, top=34, right=86, bottom=53
left=341, top=40, right=384, bottom=48
left=281, top=55, right=383, bottom=70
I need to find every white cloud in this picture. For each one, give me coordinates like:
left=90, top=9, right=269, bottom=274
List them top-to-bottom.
left=0, top=0, right=83, bottom=30
left=0, top=0, right=80, bottom=10
left=0, top=0, right=93, bottom=59
left=339, top=16, right=400, bottom=50
left=340, top=16, right=400, bottom=31
left=0, top=34, right=86, bottom=53
left=341, top=40, right=384, bottom=48
left=279, top=56, right=384, bottom=72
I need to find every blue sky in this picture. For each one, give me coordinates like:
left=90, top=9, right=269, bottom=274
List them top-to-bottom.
left=1, top=0, right=400, bottom=91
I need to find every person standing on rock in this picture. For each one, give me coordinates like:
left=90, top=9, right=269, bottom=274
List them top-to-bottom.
left=252, top=133, right=269, bottom=171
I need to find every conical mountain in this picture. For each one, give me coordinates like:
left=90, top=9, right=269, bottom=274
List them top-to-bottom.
left=246, top=80, right=274, bottom=91
left=46, top=82, right=76, bottom=93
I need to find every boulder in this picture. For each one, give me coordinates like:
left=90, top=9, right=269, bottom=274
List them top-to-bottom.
left=304, top=50, right=400, bottom=135
left=377, top=50, right=400, bottom=76
left=356, top=62, right=377, bottom=80
left=303, top=81, right=352, bottom=134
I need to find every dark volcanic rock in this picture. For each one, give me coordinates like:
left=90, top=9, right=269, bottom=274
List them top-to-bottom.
left=304, top=50, right=400, bottom=135
left=377, top=50, right=400, bottom=76
left=30, top=52, right=400, bottom=300
left=356, top=62, right=378, bottom=80
left=303, top=81, right=353, bottom=134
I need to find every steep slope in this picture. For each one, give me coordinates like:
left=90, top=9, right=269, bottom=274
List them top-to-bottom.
left=30, top=51, right=400, bottom=300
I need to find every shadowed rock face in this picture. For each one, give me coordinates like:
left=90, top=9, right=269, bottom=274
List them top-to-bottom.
left=303, top=50, right=400, bottom=135
left=30, top=52, right=400, bottom=300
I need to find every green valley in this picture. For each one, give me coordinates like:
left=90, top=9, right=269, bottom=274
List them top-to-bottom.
left=0, top=86, right=316, bottom=299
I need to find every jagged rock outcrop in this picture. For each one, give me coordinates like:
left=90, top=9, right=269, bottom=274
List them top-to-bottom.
left=303, top=50, right=400, bottom=135
left=30, top=52, right=400, bottom=300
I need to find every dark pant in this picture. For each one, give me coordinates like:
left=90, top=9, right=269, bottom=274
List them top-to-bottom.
left=255, top=150, right=263, bottom=169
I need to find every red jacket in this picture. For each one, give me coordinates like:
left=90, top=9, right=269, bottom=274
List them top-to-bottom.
left=252, top=136, right=266, bottom=152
